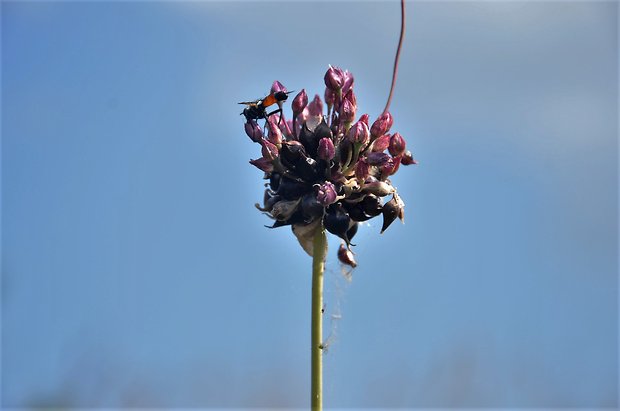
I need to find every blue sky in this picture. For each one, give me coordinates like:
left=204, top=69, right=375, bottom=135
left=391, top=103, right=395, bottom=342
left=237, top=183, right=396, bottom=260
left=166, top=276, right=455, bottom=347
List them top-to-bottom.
left=2, top=1, right=618, bottom=408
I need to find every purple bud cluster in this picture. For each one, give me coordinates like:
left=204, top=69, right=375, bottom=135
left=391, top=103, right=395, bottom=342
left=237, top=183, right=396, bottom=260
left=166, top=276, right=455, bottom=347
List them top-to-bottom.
left=243, top=69, right=416, bottom=267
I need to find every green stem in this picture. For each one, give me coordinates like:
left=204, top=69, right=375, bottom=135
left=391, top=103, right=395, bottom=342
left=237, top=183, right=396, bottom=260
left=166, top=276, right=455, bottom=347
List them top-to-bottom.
left=342, top=142, right=363, bottom=176
left=311, top=225, right=327, bottom=411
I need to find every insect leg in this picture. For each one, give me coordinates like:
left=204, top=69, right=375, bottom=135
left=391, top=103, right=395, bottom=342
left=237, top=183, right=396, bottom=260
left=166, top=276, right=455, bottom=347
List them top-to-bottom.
left=266, top=108, right=283, bottom=128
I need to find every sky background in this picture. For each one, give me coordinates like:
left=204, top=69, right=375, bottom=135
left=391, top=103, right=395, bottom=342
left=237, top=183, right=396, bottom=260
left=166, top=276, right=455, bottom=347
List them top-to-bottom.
left=1, top=0, right=618, bottom=408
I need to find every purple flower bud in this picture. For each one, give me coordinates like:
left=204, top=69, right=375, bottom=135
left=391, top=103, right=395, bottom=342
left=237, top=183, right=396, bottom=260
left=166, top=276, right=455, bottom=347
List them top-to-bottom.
left=324, top=65, right=344, bottom=91
left=342, top=70, right=354, bottom=95
left=271, top=80, right=287, bottom=94
left=324, top=88, right=336, bottom=108
left=343, top=88, right=356, bottom=107
left=292, top=89, right=308, bottom=115
left=340, top=90, right=356, bottom=124
left=307, top=94, right=324, bottom=118
left=341, top=99, right=356, bottom=124
left=370, top=111, right=394, bottom=137
left=268, top=113, right=292, bottom=138
left=358, top=113, right=369, bottom=127
left=267, top=116, right=283, bottom=145
left=244, top=120, right=263, bottom=143
left=346, top=121, right=370, bottom=146
left=388, top=132, right=406, bottom=157
left=371, top=134, right=391, bottom=152
left=318, top=137, right=335, bottom=161
left=261, top=139, right=279, bottom=161
left=401, top=150, right=418, bottom=165
left=366, top=152, right=391, bottom=166
left=381, top=156, right=401, bottom=177
left=249, top=157, right=273, bottom=173
left=355, top=158, right=370, bottom=181
left=316, top=181, right=338, bottom=206
left=337, top=243, right=357, bottom=268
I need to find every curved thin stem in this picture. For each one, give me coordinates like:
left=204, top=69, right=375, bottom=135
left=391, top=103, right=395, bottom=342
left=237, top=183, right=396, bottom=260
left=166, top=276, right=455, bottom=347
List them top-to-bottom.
left=383, top=0, right=406, bottom=114
left=311, top=225, right=327, bottom=411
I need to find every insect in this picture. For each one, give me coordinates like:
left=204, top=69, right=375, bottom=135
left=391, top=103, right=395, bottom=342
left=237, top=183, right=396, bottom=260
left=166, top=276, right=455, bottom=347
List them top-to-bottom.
left=239, top=90, right=292, bottom=123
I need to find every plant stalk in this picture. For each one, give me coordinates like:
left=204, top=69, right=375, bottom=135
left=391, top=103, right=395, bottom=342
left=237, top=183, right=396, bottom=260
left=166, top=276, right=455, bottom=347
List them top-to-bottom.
left=383, top=0, right=406, bottom=115
left=311, top=225, right=327, bottom=411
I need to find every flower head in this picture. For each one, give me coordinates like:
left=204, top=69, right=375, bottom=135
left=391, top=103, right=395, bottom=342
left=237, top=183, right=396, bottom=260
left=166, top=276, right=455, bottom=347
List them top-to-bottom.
left=241, top=68, right=415, bottom=265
